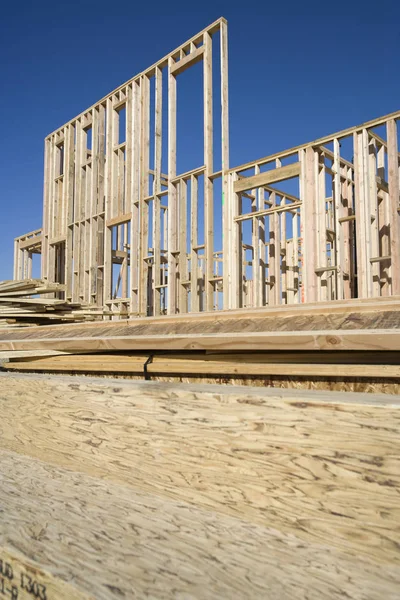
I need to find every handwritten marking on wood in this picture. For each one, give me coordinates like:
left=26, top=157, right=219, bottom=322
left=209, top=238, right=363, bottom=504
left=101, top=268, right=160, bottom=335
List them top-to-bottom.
left=0, top=548, right=91, bottom=600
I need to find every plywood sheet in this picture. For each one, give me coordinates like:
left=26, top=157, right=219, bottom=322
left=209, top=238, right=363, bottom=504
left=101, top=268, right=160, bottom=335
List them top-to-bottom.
left=1, top=374, right=399, bottom=597
left=2, top=447, right=399, bottom=600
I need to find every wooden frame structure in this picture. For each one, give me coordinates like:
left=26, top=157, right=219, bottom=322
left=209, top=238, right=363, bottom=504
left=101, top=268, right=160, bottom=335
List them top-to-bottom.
left=13, top=17, right=400, bottom=318
left=13, top=229, right=42, bottom=281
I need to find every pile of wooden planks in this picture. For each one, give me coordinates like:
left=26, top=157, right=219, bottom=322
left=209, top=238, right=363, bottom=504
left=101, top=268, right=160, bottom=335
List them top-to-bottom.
left=0, top=279, right=97, bottom=326
left=1, top=296, right=400, bottom=392
left=2, top=350, right=400, bottom=378
left=2, top=350, right=399, bottom=392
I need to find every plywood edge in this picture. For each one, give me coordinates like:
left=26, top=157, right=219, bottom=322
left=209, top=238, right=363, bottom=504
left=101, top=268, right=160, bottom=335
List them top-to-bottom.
left=1, top=371, right=399, bottom=407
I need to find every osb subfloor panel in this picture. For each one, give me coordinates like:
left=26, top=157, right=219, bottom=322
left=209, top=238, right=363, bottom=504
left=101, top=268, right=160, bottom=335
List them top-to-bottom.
left=0, top=373, right=399, bottom=599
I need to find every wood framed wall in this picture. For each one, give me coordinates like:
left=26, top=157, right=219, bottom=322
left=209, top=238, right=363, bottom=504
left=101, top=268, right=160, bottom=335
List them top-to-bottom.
left=22, top=17, right=229, bottom=318
left=13, top=18, right=400, bottom=317
left=226, top=112, right=400, bottom=309
left=13, top=229, right=43, bottom=282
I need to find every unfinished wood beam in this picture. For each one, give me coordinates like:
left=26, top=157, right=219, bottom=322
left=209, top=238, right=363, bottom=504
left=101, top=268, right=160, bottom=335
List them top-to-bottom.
left=221, top=19, right=230, bottom=310
left=204, top=31, right=214, bottom=312
left=170, top=46, right=204, bottom=76
left=168, top=57, right=178, bottom=315
left=152, top=67, right=163, bottom=316
left=138, top=76, right=151, bottom=316
left=130, top=80, right=140, bottom=315
left=387, top=119, right=400, bottom=295
left=354, top=130, right=371, bottom=298
left=333, top=138, right=343, bottom=300
left=300, top=148, right=318, bottom=302
left=234, top=163, right=300, bottom=194
left=252, top=168, right=261, bottom=307
left=230, top=173, right=241, bottom=309
left=190, top=175, right=199, bottom=313
left=178, top=180, right=188, bottom=313
left=234, top=201, right=302, bottom=222
left=106, top=213, right=132, bottom=228
left=18, top=235, right=43, bottom=251
left=13, top=239, right=20, bottom=280
left=1, top=329, right=400, bottom=353
left=6, top=355, right=400, bottom=379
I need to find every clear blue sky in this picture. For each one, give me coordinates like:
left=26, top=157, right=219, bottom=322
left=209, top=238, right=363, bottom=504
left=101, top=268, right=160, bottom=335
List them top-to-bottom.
left=0, top=0, right=399, bottom=280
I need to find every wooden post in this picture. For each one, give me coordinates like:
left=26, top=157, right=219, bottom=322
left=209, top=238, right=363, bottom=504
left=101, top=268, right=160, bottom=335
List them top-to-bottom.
left=221, top=19, right=230, bottom=310
left=204, top=31, right=214, bottom=312
left=168, top=56, right=177, bottom=315
left=153, top=66, right=163, bottom=316
left=139, top=75, right=150, bottom=317
left=130, top=80, right=140, bottom=315
left=104, top=98, right=115, bottom=307
left=387, top=119, right=400, bottom=295
left=354, top=130, right=372, bottom=298
left=333, top=138, right=343, bottom=300
left=300, top=147, right=318, bottom=303
left=190, top=175, right=199, bottom=313
left=178, top=180, right=188, bottom=312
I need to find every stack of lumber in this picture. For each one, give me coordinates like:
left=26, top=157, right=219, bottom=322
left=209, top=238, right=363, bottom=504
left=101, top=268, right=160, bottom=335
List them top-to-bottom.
left=0, top=279, right=96, bottom=326
left=1, top=296, right=400, bottom=393
left=4, top=350, right=400, bottom=379
left=0, top=373, right=399, bottom=599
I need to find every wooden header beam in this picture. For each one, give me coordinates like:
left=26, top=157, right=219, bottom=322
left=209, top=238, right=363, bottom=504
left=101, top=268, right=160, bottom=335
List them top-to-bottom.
left=234, top=163, right=301, bottom=193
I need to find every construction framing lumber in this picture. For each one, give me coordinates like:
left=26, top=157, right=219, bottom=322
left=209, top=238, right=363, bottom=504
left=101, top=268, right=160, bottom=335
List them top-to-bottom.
left=12, top=17, right=400, bottom=320
left=233, top=163, right=301, bottom=193
left=1, top=329, right=400, bottom=353
left=5, top=353, right=400, bottom=379
left=0, top=374, right=399, bottom=599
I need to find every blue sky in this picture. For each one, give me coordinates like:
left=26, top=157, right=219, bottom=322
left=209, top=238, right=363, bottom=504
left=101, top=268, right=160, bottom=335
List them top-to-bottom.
left=0, top=0, right=399, bottom=280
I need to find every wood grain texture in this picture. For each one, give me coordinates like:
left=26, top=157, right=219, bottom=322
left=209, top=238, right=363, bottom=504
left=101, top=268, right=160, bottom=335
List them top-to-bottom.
left=234, top=163, right=301, bottom=193
left=2, top=299, right=400, bottom=342
left=1, top=329, right=400, bottom=353
left=5, top=352, right=400, bottom=394
left=4, top=353, right=400, bottom=378
left=92, top=372, right=400, bottom=394
left=0, top=373, right=399, bottom=585
left=2, top=447, right=400, bottom=600
left=0, top=546, right=92, bottom=600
